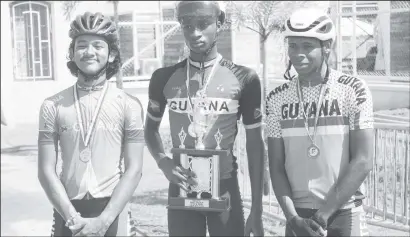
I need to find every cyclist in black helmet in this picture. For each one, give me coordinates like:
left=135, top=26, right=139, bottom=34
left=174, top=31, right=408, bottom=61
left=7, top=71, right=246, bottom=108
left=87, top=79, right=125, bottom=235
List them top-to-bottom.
left=145, top=1, right=265, bottom=236
left=38, top=12, right=145, bottom=236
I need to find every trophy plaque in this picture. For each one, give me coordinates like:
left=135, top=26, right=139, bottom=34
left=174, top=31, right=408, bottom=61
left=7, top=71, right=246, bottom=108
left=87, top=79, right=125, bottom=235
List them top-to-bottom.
left=167, top=92, right=231, bottom=212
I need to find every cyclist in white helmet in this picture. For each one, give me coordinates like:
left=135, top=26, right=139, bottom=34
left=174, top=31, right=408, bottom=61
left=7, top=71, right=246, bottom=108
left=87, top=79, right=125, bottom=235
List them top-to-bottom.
left=145, top=1, right=265, bottom=236
left=267, top=8, right=374, bottom=236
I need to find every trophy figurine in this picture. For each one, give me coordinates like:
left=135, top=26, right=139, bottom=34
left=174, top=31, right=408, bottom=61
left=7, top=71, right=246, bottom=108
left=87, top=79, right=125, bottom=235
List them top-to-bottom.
left=168, top=91, right=231, bottom=212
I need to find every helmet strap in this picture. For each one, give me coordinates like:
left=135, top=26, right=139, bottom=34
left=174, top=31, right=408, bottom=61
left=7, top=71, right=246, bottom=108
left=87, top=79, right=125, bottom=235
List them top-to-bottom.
left=201, top=21, right=220, bottom=62
left=318, top=40, right=331, bottom=73
left=284, top=60, right=294, bottom=80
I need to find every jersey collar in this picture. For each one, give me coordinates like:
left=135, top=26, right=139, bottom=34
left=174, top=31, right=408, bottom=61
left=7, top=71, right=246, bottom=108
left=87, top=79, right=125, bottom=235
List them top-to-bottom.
left=188, top=54, right=221, bottom=69
left=76, top=80, right=107, bottom=91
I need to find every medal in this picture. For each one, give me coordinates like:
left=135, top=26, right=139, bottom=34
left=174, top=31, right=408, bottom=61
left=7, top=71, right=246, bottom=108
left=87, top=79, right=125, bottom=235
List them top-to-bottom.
left=186, top=55, right=222, bottom=139
left=296, top=69, right=329, bottom=159
left=73, top=81, right=108, bottom=162
left=188, top=123, right=197, bottom=138
left=307, top=144, right=320, bottom=158
left=80, top=147, right=92, bottom=162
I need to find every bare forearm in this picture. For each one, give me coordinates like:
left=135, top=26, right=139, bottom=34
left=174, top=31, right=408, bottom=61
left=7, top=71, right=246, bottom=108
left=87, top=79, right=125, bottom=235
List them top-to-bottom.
left=144, top=128, right=168, bottom=163
left=246, top=141, right=264, bottom=213
left=317, top=158, right=372, bottom=219
left=100, top=167, right=142, bottom=225
left=270, top=169, right=298, bottom=220
left=38, top=172, right=77, bottom=221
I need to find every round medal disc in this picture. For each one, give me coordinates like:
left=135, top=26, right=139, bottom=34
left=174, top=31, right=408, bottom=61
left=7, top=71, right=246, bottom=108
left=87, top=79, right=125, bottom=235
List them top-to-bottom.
left=188, top=123, right=197, bottom=138
left=308, top=144, right=320, bottom=158
left=80, top=147, right=92, bottom=162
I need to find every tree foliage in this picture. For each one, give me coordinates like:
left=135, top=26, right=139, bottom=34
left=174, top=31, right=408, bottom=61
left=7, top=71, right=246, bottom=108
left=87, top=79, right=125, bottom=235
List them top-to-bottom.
left=62, top=1, right=80, bottom=21
left=225, top=1, right=312, bottom=40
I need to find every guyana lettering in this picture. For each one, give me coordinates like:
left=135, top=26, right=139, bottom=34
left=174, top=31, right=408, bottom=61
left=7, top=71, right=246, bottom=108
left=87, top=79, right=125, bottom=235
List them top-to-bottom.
left=337, top=75, right=367, bottom=106
left=268, top=83, right=290, bottom=98
left=281, top=99, right=341, bottom=120
left=169, top=100, right=230, bottom=112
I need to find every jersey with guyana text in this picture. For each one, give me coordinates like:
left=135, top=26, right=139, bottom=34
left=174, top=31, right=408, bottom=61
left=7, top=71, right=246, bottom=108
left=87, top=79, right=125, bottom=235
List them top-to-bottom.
left=147, top=56, right=262, bottom=179
left=266, top=69, right=374, bottom=209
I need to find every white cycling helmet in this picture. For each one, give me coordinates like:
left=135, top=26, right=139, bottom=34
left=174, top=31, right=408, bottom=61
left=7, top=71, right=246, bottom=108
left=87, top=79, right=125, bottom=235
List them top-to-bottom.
left=284, top=8, right=335, bottom=42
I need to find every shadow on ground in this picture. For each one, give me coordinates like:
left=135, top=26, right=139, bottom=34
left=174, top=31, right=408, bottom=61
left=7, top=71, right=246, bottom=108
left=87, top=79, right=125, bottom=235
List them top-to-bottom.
left=1, top=145, right=38, bottom=156
left=130, top=189, right=169, bottom=206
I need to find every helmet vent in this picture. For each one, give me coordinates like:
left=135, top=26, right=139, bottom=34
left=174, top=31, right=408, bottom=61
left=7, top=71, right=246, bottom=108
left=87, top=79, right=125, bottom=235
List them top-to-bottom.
left=317, top=22, right=332, bottom=34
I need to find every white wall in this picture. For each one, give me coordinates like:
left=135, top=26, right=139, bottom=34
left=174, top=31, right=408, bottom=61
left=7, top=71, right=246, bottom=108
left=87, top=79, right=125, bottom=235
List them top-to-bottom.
left=0, top=1, right=162, bottom=127
left=1, top=1, right=78, bottom=127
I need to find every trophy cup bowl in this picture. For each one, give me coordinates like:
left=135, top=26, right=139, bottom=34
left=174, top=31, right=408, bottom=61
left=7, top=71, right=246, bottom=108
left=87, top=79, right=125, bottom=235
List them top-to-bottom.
left=168, top=97, right=230, bottom=212
left=193, top=107, right=207, bottom=150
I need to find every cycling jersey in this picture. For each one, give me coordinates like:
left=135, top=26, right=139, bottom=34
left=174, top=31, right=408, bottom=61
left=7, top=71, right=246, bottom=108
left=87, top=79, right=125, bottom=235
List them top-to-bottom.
left=147, top=55, right=262, bottom=179
left=266, top=69, right=374, bottom=209
left=38, top=82, right=145, bottom=200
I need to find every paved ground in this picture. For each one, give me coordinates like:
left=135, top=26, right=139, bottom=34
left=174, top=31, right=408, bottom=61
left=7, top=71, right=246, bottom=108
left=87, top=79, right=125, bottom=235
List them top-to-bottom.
left=1, top=121, right=409, bottom=236
left=0, top=123, right=284, bottom=236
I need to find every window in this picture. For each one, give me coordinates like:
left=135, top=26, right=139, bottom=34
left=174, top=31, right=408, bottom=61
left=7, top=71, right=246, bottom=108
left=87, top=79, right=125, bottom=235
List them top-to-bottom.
left=10, top=1, right=54, bottom=81
left=335, top=1, right=410, bottom=82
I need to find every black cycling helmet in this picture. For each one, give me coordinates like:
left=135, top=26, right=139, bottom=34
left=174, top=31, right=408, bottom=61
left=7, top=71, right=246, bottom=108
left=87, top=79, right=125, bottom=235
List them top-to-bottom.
left=176, top=1, right=226, bottom=25
left=176, top=1, right=226, bottom=60
left=67, top=12, right=121, bottom=80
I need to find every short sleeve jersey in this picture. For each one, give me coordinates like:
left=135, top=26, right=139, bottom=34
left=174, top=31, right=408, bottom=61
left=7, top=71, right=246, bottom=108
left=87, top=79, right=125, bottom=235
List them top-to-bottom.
left=147, top=56, right=262, bottom=179
left=266, top=69, right=374, bottom=209
left=38, top=83, right=145, bottom=200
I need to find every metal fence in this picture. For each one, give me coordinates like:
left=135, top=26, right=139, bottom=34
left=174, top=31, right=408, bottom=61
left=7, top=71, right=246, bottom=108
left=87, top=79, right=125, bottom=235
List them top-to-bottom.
left=236, top=119, right=410, bottom=232
left=364, top=122, right=410, bottom=230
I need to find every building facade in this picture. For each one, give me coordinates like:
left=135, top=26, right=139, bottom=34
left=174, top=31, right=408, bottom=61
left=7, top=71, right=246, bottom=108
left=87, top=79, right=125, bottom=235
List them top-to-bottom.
left=1, top=1, right=409, bottom=127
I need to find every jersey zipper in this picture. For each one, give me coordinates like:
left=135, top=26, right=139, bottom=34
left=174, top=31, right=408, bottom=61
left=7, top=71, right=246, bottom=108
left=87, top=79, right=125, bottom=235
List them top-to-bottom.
left=200, top=62, right=205, bottom=88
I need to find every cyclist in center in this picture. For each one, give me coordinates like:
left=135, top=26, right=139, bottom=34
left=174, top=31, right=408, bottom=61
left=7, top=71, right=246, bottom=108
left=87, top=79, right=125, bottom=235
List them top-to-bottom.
left=144, top=1, right=265, bottom=236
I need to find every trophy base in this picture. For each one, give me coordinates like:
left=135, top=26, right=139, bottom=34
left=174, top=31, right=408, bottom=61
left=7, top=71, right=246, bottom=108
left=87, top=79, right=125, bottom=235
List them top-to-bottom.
left=167, top=196, right=231, bottom=212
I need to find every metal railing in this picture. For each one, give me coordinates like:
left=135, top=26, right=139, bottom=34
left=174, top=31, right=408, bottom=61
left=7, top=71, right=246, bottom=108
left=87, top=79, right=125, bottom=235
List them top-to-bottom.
left=236, top=119, right=410, bottom=232
left=364, top=123, right=410, bottom=230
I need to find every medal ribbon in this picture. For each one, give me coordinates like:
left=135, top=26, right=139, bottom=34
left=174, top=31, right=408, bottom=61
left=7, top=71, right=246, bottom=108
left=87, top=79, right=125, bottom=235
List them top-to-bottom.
left=185, top=54, right=222, bottom=122
left=296, top=69, right=329, bottom=145
left=73, top=82, right=108, bottom=147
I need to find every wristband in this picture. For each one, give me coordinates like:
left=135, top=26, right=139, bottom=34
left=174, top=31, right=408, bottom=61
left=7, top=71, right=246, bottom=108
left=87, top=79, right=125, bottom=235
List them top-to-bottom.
left=65, top=212, right=81, bottom=227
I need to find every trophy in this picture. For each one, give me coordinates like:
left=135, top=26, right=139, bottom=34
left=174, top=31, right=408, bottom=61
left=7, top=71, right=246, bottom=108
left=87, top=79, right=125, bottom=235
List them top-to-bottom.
left=168, top=91, right=231, bottom=212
